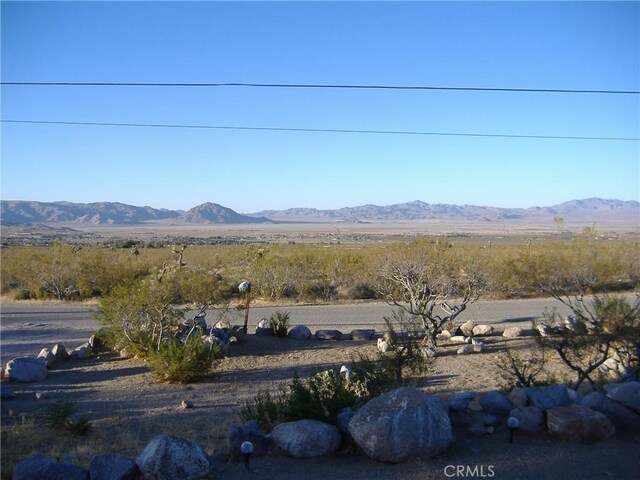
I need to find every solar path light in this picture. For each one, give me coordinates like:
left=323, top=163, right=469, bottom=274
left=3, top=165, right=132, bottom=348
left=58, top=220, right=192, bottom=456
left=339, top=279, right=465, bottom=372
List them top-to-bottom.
left=240, top=440, right=254, bottom=472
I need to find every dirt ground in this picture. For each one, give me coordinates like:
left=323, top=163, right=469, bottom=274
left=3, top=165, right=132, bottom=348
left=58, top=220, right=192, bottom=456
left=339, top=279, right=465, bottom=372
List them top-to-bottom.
left=1, top=333, right=639, bottom=480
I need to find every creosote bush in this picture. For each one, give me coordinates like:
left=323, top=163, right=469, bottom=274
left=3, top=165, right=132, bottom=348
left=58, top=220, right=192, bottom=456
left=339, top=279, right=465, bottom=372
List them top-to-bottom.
left=2, top=238, right=638, bottom=303
left=382, top=309, right=436, bottom=385
left=146, top=336, right=223, bottom=383
left=240, top=354, right=396, bottom=432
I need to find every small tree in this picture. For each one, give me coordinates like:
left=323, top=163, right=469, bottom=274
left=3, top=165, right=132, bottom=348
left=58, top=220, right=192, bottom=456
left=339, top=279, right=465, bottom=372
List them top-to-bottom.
left=378, top=240, right=486, bottom=346
left=536, top=295, right=640, bottom=389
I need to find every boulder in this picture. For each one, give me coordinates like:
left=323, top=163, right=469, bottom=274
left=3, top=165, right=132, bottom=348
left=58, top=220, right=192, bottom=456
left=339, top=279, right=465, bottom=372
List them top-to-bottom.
left=458, top=320, right=476, bottom=337
left=535, top=324, right=552, bottom=337
left=287, top=325, right=312, bottom=340
left=472, top=325, right=494, bottom=337
left=255, top=326, right=273, bottom=336
left=502, top=327, right=524, bottom=338
left=315, top=329, right=343, bottom=340
left=350, top=329, right=375, bottom=341
left=436, top=330, right=452, bottom=341
left=449, top=336, right=468, bottom=343
left=377, top=338, right=391, bottom=353
left=472, top=342, right=484, bottom=353
left=74, top=343, right=93, bottom=360
left=51, top=344, right=70, bottom=363
left=457, top=345, right=475, bottom=355
left=37, top=348, right=57, bottom=369
left=4, top=357, right=47, bottom=383
left=603, top=381, right=640, bottom=414
left=1, top=384, right=15, bottom=399
left=525, top=385, right=571, bottom=411
left=349, top=387, right=452, bottom=463
left=509, top=388, right=528, bottom=408
left=479, top=391, right=512, bottom=415
left=448, top=392, right=476, bottom=411
left=582, top=392, right=640, bottom=431
left=546, top=405, right=615, bottom=442
left=509, top=406, right=545, bottom=433
left=336, top=408, right=355, bottom=439
left=228, top=420, right=271, bottom=461
left=271, top=420, right=341, bottom=458
left=136, top=435, right=210, bottom=480
left=89, top=454, right=137, bottom=480
left=13, top=455, right=88, bottom=480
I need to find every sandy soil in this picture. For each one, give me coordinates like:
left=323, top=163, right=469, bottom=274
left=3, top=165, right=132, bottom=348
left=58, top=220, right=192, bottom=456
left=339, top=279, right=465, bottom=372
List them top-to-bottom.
left=2, top=331, right=639, bottom=480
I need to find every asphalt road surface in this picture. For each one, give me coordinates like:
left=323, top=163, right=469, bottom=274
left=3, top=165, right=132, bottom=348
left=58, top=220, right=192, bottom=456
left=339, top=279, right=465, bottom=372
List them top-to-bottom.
left=0, top=297, right=583, bottom=364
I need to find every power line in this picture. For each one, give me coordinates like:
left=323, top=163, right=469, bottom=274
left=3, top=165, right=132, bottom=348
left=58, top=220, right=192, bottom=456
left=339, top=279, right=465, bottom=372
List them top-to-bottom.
left=1, top=81, right=638, bottom=95
left=3, top=119, right=638, bottom=142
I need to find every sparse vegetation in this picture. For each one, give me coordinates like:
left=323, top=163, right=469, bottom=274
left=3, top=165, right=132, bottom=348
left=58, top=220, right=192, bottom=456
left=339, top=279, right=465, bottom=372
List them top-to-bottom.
left=382, top=309, right=436, bottom=384
left=268, top=311, right=291, bottom=337
left=146, top=336, right=223, bottom=383
left=493, top=345, right=549, bottom=389
left=240, top=354, right=396, bottom=431
left=43, top=399, right=92, bottom=436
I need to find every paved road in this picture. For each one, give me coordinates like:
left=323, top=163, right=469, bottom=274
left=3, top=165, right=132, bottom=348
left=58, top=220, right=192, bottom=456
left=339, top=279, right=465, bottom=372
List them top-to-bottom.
left=0, top=297, right=580, bottom=364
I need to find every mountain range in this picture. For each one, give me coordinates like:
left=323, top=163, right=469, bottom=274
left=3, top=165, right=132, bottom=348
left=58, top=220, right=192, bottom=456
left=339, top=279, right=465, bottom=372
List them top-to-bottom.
left=1, top=198, right=638, bottom=225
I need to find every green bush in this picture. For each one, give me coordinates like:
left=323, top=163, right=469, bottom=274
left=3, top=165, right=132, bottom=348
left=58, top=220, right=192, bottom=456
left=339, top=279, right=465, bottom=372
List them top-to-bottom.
left=268, top=311, right=291, bottom=337
left=146, top=336, right=223, bottom=383
left=240, top=354, right=396, bottom=431
left=42, top=399, right=92, bottom=436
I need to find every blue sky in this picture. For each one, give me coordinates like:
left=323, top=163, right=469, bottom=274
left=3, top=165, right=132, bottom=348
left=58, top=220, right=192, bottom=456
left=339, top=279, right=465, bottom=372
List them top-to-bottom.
left=2, top=1, right=639, bottom=213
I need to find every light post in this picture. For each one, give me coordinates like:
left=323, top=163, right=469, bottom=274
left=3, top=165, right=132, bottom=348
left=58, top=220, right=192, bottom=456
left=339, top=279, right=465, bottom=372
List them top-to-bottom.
left=238, top=281, right=252, bottom=334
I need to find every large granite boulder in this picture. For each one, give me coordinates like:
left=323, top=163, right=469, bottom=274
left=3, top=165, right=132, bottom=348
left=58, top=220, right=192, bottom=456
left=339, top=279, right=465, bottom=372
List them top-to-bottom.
left=287, top=325, right=312, bottom=340
left=315, top=329, right=343, bottom=340
left=350, top=329, right=376, bottom=341
left=4, top=357, right=47, bottom=383
left=604, top=381, right=640, bottom=414
left=525, top=385, right=571, bottom=410
left=349, top=387, right=452, bottom=463
left=479, top=391, right=512, bottom=415
left=581, top=391, right=640, bottom=431
left=546, top=405, right=615, bottom=442
left=271, top=420, right=341, bottom=458
left=136, top=435, right=210, bottom=480
left=89, top=454, right=137, bottom=480
left=13, top=455, right=88, bottom=480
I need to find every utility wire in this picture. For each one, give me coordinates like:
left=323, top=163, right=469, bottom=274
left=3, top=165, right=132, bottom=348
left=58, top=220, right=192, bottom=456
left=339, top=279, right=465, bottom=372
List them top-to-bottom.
left=1, top=81, right=638, bottom=95
left=3, top=119, right=638, bottom=142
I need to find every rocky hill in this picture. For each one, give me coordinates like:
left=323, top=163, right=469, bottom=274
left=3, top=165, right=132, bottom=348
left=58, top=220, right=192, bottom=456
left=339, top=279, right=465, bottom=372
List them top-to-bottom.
left=1, top=198, right=637, bottom=225
left=252, top=198, right=639, bottom=223
left=179, top=203, right=270, bottom=224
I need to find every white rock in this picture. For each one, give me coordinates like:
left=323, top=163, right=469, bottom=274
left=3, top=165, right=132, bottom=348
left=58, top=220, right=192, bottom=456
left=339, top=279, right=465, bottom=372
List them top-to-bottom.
left=472, top=325, right=494, bottom=336
left=502, top=327, right=524, bottom=338
left=457, top=345, right=475, bottom=355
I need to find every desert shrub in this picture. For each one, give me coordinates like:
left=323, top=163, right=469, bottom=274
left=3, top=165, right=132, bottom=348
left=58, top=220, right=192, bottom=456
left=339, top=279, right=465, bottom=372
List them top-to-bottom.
left=96, top=277, right=183, bottom=355
left=536, top=294, right=640, bottom=389
left=382, top=309, right=436, bottom=385
left=268, top=311, right=291, bottom=337
left=146, top=336, right=223, bottom=383
left=493, top=345, right=549, bottom=389
left=240, top=355, right=396, bottom=431
left=239, top=389, right=288, bottom=433
left=43, top=399, right=92, bottom=436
